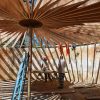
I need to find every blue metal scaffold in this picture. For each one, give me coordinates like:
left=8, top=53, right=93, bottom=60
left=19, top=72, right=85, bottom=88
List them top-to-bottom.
left=12, top=52, right=29, bottom=100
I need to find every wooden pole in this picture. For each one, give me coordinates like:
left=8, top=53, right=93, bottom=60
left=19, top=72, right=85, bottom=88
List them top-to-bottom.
left=27, top=0, right=34, bottom=99
left=28, top=28, right=33, bottom=100
left=92, top=43, right=96, bottom=77
left=87, top=45, right=88, bottom=79
left=80, top=46, right=83, bottom=82
left=73, top=48, right=79, bottom=82
left=69, top=51, right=75, bottom=82
left=95, top=60, right=100, bottom=84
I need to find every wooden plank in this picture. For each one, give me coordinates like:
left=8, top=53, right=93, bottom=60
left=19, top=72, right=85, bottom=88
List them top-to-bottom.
left=46, top=41, right=58, bottom=70
left=92, top=44, right=96, bottom=77
left=87, top=45, right=89, bottom=79
left=41, top=46, right=54, bottom=71
left=68, top=46, right=75, bottom=82
left=80, top=46, right=83, bottom=82
left=73, top=47, right=79, bottom=82
left=2, top=48, right=19, bottom=70
left=32, top=48, right=44, bottom=79
left=0, top=53, right=17, bottom=78
left=95, top=60, right=100, bottom=84
left=0, top=63, right=14, bottom=80
left=32, top=70, right=68, bottom=73
left=86, top=96, right=100, bottom=100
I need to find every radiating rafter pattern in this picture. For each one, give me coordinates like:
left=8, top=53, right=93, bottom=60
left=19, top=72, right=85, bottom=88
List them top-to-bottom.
left=0, top=0, right=100, bottom=47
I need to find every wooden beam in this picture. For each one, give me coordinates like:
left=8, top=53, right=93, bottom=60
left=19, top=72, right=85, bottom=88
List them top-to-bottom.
left=28, top=28, right=33, bottom=100
left=92, top=44, right=96, bottom=77
left=87, top=45, right=88, bottom=79
left=80, top=46, right=83, bottom=82
left=69, top=47, right=75, bottom=82
left=73, top=48, right=79, bottom=82
left=95, top=58, right=100, bottom=84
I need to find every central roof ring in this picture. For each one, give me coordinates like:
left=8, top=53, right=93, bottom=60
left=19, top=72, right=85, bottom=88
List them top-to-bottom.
left=19, top=19, right=43, bottom=28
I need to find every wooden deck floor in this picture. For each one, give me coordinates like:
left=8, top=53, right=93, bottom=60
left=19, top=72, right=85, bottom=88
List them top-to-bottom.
left=0, top=80, right=100, bottom=100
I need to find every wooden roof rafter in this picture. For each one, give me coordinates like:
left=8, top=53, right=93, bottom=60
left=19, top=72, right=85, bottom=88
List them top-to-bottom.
left=0, top=0, right=99, bottom=46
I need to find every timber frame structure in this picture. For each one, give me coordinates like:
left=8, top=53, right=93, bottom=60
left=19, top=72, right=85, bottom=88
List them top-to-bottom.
left=0, top=0, right=100, bottom=100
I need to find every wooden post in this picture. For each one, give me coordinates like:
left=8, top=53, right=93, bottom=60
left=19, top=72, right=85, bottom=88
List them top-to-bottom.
left=28, top=28, right=33, bottom=100
left=92, top=44, right=96, bottom=77
left=87, top=45, right=88, bottom=79
left=80, top=46, right=83, bottom=82
left=69, top=51, right=75, bottom=82
left=95, top=60, right=100, bottom=84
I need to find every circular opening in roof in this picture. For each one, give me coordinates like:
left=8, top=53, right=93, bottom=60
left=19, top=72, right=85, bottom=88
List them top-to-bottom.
left=19, top=19, right=43, bottom=28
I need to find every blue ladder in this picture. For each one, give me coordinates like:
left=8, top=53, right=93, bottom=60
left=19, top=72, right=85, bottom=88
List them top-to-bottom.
left=12, top=52, right=29, bottom=100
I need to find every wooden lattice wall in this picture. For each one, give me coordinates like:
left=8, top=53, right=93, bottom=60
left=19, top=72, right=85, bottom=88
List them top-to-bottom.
left=0, top=44, right=100, bottom=84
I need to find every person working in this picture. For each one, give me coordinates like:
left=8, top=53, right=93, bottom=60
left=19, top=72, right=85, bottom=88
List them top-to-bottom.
left=58, top=55, right=66, bottom=89
left=41, top=57, right=52, bottom=82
